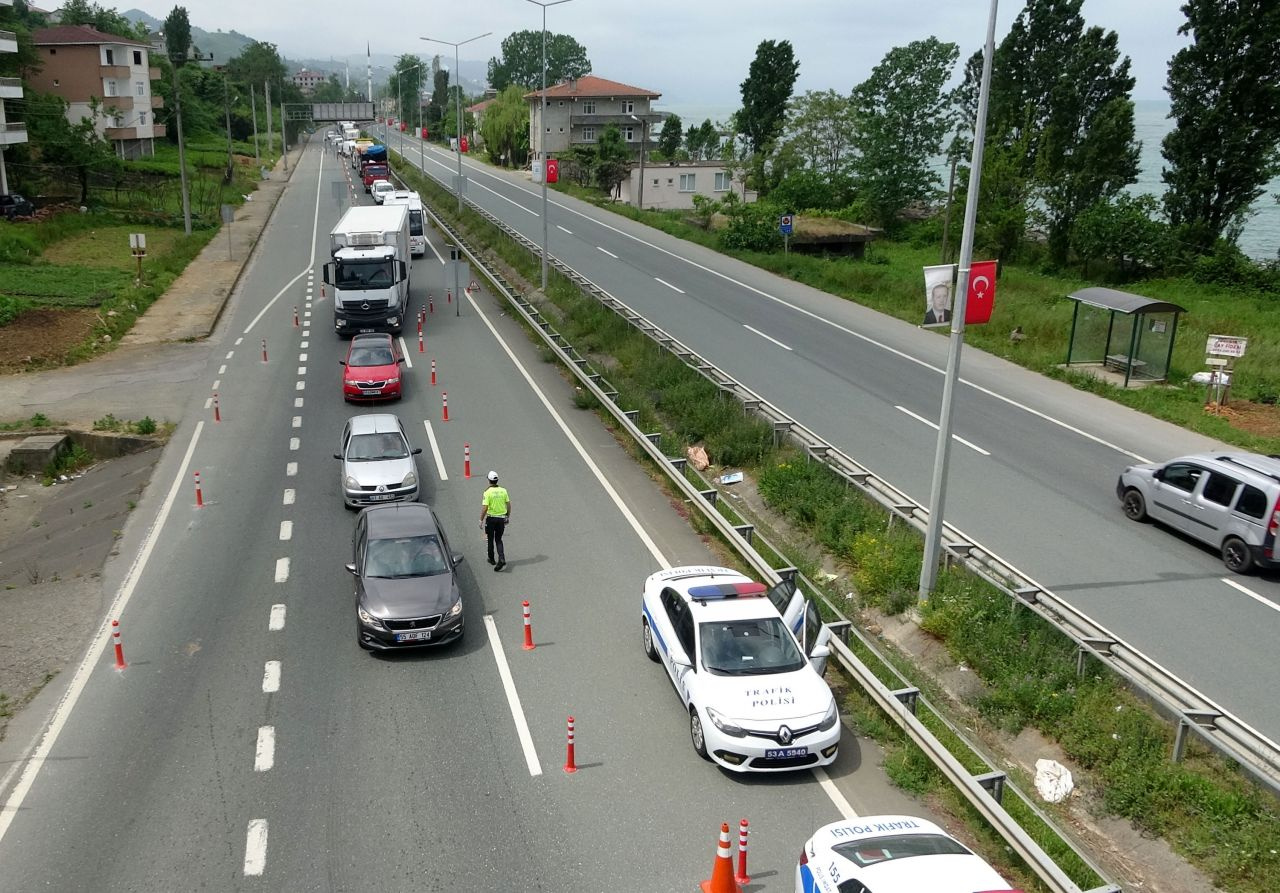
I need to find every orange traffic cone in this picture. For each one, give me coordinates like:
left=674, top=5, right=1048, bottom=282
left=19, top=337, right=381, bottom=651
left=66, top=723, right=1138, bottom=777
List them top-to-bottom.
left=700, top=822, right=742, bottom=893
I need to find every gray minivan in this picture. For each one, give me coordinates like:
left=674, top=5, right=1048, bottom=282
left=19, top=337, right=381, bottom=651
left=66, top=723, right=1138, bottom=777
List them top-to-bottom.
left=1117, top=452, right=1280, bottom=573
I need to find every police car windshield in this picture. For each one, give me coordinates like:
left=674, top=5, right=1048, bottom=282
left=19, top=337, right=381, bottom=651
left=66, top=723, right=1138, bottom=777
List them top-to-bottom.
left=699, top=617, right=805, bottom=675
left=831, top=833, right=970, bottom=866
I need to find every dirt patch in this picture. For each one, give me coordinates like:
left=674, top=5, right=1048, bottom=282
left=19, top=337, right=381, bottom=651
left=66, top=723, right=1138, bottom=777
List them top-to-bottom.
left=0, top=308, right=100, bottom=374
left=1208, top=400, right=1280, bottom=440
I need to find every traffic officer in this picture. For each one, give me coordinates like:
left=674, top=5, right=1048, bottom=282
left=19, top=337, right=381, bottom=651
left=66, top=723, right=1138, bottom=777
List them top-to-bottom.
left=480, top=470, right=511, bottom=571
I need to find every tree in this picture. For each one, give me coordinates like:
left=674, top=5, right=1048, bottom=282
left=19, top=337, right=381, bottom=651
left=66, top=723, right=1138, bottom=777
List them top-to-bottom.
left=59, top=0, right=141, bottom=39
left=1162, top=0, right=1280, bottom=254
left=163, top=6, right=192, bottom=66
left=487, top=30, right=590, bottom=92
left=851, top=38, right=958, bottom=231
left=734, top=39, right=799, bottom=155
left=225, top=41, right=287, bottom=92
left=391, top=54, right=427, bottom=125
left=428, top=65, right=450, bottom=134
left=311, top=74, right=347, bottom=103
left=481, top=84, right=531, bottom=168
left=780, top=89, right=858, bottom=187
left=24, top=92, right=119, bottom=203
left=656, top=113, right=683, bottom=159
left=685, top=119, right=719, bottom=161
left=594, top=124, right=630, bottom=198
left=1073, top=193, right=1171, bottom=277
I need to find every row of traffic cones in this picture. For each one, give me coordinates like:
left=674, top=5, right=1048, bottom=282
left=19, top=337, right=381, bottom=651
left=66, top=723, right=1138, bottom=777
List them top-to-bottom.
left=702, top=820, right=750, bottom=892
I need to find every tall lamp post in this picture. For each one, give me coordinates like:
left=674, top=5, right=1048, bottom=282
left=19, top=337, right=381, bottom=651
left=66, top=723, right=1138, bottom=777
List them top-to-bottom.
left=527, top=0, right=572, bottom=291
left=420, top=32, right=491, bottom=213
left=158, top=35, right=213, bottom=236
left=395, top=61, right=424, bottom=162
left=629, top=113, right=648, bottom=211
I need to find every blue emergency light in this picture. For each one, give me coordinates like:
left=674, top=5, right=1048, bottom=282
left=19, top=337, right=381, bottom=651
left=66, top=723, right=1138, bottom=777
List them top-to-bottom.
left=688, top=582, right=767, bottom=600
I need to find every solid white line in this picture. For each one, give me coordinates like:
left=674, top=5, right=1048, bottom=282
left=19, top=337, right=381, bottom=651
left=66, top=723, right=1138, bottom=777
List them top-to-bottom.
left=421, top=151, right=539, bottom=215
left=557, top=225, right=573, bottom=234
left=596, top=246, right=618, bottom=259
left=654, top=277, right=685, bottom=294
left=743, top=324, right=793, bottom=351
left=398, top=336, right=412, bottom=368
left=299, top=352, right=308, bottom=362
left=218, top=364, right=227, bottom=374
left=894, top=405, right=991, bottom=456
left=291, top=416, right=301, bottom=429
left=0, top=421, right=205, bottom=844
left=422, top=421, right=448, bottom=481
left=289, top=437, right=300, bottom=451
left=285, top=462, right=297, bottom=477
left=278, top=521, right=292, bottom=541
left=274, top=558, right=289, bottom=583
left=1222, top=578, right=1280, bottom=615
left=268, top=606, right=286, bottom=632
left=482, top=615, right=542, bottom=776
left=262, top=660, right=281, bottom=692
left=254, top=726, right=275, bottom=772
left=812, top=766, right=859, bottom=819
left=243, top=819, right=268, bottom=876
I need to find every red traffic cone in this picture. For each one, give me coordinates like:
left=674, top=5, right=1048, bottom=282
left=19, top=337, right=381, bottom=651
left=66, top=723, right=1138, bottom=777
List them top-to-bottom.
left=700, top=823, right=741, bottom=893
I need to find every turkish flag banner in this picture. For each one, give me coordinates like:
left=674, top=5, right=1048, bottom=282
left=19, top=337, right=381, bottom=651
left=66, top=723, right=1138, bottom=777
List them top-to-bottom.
left=965, top=260, right=997, bottom=325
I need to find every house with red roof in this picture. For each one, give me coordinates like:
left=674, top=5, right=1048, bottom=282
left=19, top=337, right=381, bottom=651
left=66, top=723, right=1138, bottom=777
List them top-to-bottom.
left=523, top=75, right=661, bottom=160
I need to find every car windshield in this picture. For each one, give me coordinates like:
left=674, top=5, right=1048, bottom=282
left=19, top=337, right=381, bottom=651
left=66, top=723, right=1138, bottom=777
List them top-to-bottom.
left=409, top=210, right=424, bottom=236
left=335, top=259, right=394, bottom=288
left=349, top=344, right=395, bottom=366
left=347, top=431, right=408, bottom=461
left=364, top=534, right=448, bottom=578
left=698, top=617, right=805, bottom=675
left=831, top=833, right=971, bottom=867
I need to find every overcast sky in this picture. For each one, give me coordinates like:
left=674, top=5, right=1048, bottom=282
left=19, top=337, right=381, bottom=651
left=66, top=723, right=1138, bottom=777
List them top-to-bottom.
left=122, top=0, right=1188, bottom=109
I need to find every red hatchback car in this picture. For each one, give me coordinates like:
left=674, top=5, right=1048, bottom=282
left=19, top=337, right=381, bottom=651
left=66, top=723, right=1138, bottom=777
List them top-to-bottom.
left=341, top=333, right=404, bottom=402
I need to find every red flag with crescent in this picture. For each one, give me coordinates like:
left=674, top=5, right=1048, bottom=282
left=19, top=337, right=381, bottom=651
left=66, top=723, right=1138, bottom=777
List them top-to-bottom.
left=965, top=260, right=997, bottom=325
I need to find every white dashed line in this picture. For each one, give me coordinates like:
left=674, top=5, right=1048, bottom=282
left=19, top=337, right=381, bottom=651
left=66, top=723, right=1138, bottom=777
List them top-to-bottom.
left=557, top=225, right=573, bottom=234
left=596, top=246, right=618, bottom=259
left=654, top=277, right=685, bottom=294
left=303, top=310, right=311, bottom=318
left=743, top=324, right=793, bottom=351
left=302, top=329, right=310, bottom=337
left=235, top=337, right=243, bottom=346
left=300, top=340, right=309, bottom=349
left=225, top=350, right=234, bottom=359
left=299, top=352, right=308, bottom=362
left=218, top=364, right=227, bottom=374
left=297, top=366, right=307, bottom=376
left=211, top=379, right=221, bottom=391
left=295, top=381, right=305, bottom=391
left=203, top=397, right=212, bottom=409
left=294, top=397, right=304, bottom=408
left=894, top=405, right=991, bottom=456
left=291, top=416, right=301, bottom=429
left=422, top=421, right=448, bottom=481
left=289, top=438, right=300, bottom=451
left=286, top=462, right=297, bottom=477
left=282, top=488, right=295, bottom=505
left=279, top=521, right=292, bottom=541
left=274, top=558, right=290, bottom=582
left=1222, top=578, right=1280, bottom=614
left=268, top=606, right=286, bottom=631
left=483, top=615, right=542, bottom=776
left=262, top=661, right=281, bottom=692
left=254, top=726, right=275, bottom=772
left=243, top=820, right=268, bottom=876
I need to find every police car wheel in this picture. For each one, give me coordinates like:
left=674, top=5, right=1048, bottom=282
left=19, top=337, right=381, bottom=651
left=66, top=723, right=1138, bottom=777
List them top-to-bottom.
left=642, top=618, right=659, bottom=662
left=690, top=707, right=710, bottom=760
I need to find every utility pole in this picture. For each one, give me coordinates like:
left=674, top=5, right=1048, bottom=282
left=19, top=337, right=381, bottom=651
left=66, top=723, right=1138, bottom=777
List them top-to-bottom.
left=525, top=0, right=572, bottom=291
left=420, top=32, right=492, bottom=214
left=171, top=63, right=191, bottom=235
left=222, top=76, right=234, bottom=183
left=265, top=80, right=273, bottom=165
left=249, top=84, right=260, bottom=164
left=281, top=96, right=288, bottom=172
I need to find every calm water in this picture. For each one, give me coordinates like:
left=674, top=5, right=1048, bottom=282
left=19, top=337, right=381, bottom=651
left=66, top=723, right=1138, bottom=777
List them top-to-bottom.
left=656, top=99, right=1280, bottom=260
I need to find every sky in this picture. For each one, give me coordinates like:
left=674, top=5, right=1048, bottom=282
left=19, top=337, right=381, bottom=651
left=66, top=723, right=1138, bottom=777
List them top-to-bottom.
left=113, top=0, right=1189, bottom=112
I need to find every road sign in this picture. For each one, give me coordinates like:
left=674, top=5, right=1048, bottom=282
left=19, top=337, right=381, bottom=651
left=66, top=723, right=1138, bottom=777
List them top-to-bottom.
left=779, top=214, right=793, bottom=236
left=469, top=280, right=480, bottom=292
left=1206, top=335, right=1247, bottom=358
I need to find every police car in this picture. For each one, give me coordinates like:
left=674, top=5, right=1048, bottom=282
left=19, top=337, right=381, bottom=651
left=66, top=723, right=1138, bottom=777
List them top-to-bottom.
left=641, top=566, right=839, bottom=772
left=796, top=815, right=1022, bottom=893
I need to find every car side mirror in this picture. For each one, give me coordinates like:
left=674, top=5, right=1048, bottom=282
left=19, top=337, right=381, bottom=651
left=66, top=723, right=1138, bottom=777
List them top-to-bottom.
left=397, top=357, right=406, bottom=364
left=338, top=360, right=346, bottom=365
left=411, top=447, right=423, bottom=455
left=333, top=453, right=342, bottom=460
left=452, top=554, right=464, bottom=567
left=345, top=563, right=357, bottom=575
left=810, top=644, right=831, bottom=660
left=672, top=654, right=692, bottom=670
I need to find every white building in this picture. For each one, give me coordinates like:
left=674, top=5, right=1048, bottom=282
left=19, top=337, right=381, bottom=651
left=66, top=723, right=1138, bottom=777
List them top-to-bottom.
left=0, top=0, right=29, bottom=193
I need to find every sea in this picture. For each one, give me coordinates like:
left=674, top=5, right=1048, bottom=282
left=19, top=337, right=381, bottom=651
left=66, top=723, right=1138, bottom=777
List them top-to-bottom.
left=655, top=98, right=1280, bottom=261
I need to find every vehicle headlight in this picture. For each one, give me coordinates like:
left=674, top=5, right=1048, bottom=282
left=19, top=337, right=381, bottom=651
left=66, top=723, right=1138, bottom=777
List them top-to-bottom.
left=387, top=316, right=399, bottom=325
left=385, top=376, right=399, bottom=385
left=401, top=471, right=417, bottom=488
left=344, top=475, right=360, bottom=490
left=448, top=598, right=463, bottom=617
left=357, top=607, right=384, bottom=628
left=819, top=700, right=839, bottom=732
left=705, top=706, right=746, bottom=738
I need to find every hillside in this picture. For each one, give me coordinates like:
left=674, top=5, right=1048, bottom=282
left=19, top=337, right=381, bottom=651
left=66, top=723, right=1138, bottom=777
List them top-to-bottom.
left=122, top=8, right=254, bottom=65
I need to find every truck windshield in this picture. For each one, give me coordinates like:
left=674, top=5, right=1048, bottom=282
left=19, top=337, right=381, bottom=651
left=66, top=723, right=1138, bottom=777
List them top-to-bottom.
left=409, top=211, right=424, bottom=236
left=335, top=259, right=395, bottom=289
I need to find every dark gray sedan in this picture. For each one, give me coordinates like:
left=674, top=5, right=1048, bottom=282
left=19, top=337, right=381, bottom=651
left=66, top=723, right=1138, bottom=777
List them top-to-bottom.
left=348, top=503, right=464, bottom=651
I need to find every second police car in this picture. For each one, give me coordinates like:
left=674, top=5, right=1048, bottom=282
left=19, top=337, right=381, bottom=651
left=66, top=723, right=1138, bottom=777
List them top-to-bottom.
left=641, top=565, right=840, bottom=772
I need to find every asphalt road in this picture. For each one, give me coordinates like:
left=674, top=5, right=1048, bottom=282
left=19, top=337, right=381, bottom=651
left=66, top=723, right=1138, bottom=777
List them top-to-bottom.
left=381, top=126, right=1280, bottom=745
left=0, top=138, right=926, bottom=891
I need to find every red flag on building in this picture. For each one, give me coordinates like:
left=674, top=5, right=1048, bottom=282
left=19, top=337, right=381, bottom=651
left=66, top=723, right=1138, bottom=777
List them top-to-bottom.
left=965, top=260, right=997, bottom=325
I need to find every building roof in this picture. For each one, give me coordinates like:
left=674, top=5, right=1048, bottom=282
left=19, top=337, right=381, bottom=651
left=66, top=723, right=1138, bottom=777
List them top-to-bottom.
left=33, top=25, right=152, bottom=49
left=524, top=75, right=660, bottom=101
left=467, top=98, right=495, bottom=114
left=1068, top=287, right=1186, bottom=315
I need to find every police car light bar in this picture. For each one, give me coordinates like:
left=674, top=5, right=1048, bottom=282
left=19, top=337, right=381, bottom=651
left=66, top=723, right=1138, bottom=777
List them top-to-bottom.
left=688, top=582, right=768, bottom=600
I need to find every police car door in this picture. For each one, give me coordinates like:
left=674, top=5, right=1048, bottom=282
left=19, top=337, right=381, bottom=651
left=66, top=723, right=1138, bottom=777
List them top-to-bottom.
left=766, top=578, right=832, bottom=675
left=659, top=590, right=695, bottom=705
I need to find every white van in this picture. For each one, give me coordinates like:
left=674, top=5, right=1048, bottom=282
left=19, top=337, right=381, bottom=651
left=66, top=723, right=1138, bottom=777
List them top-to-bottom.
left=383, top=190, right=426, bottom=257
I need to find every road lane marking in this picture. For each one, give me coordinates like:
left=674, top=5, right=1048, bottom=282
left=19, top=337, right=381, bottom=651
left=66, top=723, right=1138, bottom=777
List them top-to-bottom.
left=419, top=151, right=538, bottom=215
left=557, top=225, right=573, bottom=234
left=596, top=246, right=618, bottom=259
left=655, top=277, right=685, bottom=294
left=303, top=310, right=311, bottom=319
left=744, top=324, right=793, bottom=351
left=399, top=336, right=412, bottom=368
left=235, top=337, right=243, bottom=346
left=300, top=340, right=308, bottom=349
left=226, top=350, right=235, bottom=359
left=299, top=352, right=308, bottom=362
left=218, top=364, right=227, bottom=374
left=296, top=366, right=307, bottom=376
left=211, top=380, right=220, bottom=391
left=295, top=381, right=305, bottom=391
left=204, top=397, right=212, bottom=409
left=294, top=398, right=304, bottom=408
left=895, top=406, right=991, bottom=456
left=291, top=416, right=301, bottom=429
left=422, top=420, right=448, bottom=481
left=0, top=421, right=205, bottom=844
left=289, top=437, right=300, bottom=451
left=285, top=462, right=297, bottom=477
left=282, top=488, right=295, bottom=505
left=279, top=521, right=292, bottom=541
left=274, top=558, right=290, bottom=582
left=1222, top=578, right=1280, bottom=615
left=268, top=607, right=286, bottom=632
left=483, top=615, right=542, bottom=776
left=263, top=661, right=281, bottom=692
left=254, top=727, right=275, bottom=771
left=813, top=766, right=858, bottom=819
left=243, top=820, right=268, bottom=876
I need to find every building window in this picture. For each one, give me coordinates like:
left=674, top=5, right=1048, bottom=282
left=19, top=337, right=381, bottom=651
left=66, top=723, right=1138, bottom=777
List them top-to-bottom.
left=105, top=49, right=114, bottom=65
left=133, top=50, right=142, bottom=65
left=53, top=79, right=59, bottom=87
left=106, top=81, right=117, bottom=96
left=136, top=81, right=145, bottom=96
left=623, top=100, right=635, bottom=114
left=582, top=101, right=595, bottom=114
left=139, top=112, right=147, bottom=126
left=623, top=126, right=635, bottom=141
left=582, top=127, right=596, bottom=142
left=714, top=172, right=731, bottom=192
left=679, top=173, right=696, bottom=192
left=651, top=178, right=658, bottom=186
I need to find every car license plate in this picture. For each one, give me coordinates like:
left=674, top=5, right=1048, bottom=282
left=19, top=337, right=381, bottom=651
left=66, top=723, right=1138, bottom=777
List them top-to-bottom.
left=358, top=328, right=375, bottom=334
left=361, top=388, right=382, bottom=395
left=368, top=493, right=394, bottom=501
left=395, top=630, right=431, bottom=642
left=765, top=747, right=808, bottom=759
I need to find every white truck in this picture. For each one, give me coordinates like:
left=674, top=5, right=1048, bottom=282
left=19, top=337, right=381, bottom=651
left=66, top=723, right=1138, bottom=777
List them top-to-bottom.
left=382, top=190, right=426, bottom=257
left=324, top=204, right=412, bottom=335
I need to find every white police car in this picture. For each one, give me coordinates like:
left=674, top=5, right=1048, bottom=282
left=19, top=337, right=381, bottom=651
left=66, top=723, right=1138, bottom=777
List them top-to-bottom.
left=641, top=565, right=839, bottom=772
left=796, top=815, right=1021, bottom=893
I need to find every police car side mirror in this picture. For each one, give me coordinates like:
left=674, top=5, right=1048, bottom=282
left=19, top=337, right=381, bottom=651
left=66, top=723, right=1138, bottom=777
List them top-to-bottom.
left=411, top=447, right=423, bottom=455
left=452, top=554, right=464, bottom=567
left=345, top=563, right=357, bottom=575
left=810, top=644, right=831, bottom=660
left=672, top=654, right=692, bottom=670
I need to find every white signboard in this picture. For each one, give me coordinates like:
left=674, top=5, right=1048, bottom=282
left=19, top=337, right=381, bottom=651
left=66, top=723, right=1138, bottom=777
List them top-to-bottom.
left=129, top=232, right=146, bottom=255
left=1206, top=335, right=1247, bottom=358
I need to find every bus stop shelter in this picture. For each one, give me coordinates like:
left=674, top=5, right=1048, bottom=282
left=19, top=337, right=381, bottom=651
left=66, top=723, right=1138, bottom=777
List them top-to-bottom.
left=1064, top=287, right=1186, bottom=387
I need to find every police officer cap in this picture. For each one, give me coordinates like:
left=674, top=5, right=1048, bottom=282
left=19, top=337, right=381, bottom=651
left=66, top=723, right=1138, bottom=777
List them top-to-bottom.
left=487, top=470, right=499, bottom=483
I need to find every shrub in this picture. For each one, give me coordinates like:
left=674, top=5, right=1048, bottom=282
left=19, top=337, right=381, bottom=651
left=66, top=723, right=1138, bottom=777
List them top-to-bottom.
left=721, top=202, right=783, bottom=252
left=0, top=224, right=43, bottom=264
left=0, top=294, right=33, bottom=326
left=135, top=416, right=157, bottom=435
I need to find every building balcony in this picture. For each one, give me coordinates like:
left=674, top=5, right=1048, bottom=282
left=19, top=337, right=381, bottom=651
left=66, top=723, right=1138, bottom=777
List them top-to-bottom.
left=0, top=29, right=17, bottom=55
left=100, top=64, right=131, bottom=79
left=148, top=67, right=161, bottom=81
left=0, top=76, right=21, bottom=100
left=151, top=94, right=165, bottom=109
left=103, top=95, right=135, bottom=111
left=0, top=120, right=28, bottom=145
left=152, top=124, right=166, bottom=138
left=105, top=125, right=155, bottom=140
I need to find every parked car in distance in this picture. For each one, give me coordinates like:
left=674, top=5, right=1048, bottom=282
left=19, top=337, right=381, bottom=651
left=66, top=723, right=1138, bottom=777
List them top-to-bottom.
left=371, top=180, right=396, bottom=204
left=0, top=193, right=35, bottom=220
left=340, top=333, right=404, bottom=402
left=335, top=413, right=421, bottom=509
left=1117, top=451, right=1280, bottom=573
left=348, top=502, right=465, bottom=651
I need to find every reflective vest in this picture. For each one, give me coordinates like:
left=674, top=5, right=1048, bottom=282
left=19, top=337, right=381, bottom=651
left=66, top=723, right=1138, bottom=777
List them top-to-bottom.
left=482, top=486, right=509, bottom=518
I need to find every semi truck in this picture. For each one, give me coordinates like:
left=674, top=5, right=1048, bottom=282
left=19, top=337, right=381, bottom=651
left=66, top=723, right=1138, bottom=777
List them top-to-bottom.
left=359, top=145, right=390, bottom=191
left=383, top=190, right=426, bottom=257
left=324, top=204, right=412, bottom=335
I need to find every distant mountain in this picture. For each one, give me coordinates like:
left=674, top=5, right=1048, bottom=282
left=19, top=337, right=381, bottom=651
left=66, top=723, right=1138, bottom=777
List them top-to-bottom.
left=121, top=8, right=255, bottom=65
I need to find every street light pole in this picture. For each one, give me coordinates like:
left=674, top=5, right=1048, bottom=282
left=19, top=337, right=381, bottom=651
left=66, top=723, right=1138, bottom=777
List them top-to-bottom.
left=527, top=0, right=572, bottom=292
left=420, top=32, right=491, bottom=213
left=171, top=63, right=191, bottom=235
left=249, top=84, right=260, bottom=165
left=630, top=113, right=647, bottom=211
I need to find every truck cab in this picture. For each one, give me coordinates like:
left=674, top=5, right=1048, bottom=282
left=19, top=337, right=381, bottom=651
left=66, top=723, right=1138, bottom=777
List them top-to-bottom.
left=324, top=204, right=413, bottom=336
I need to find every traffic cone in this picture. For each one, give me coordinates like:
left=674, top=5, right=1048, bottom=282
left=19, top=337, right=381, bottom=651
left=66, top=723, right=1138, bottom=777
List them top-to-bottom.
left=700, top=823, right=741, bottom=893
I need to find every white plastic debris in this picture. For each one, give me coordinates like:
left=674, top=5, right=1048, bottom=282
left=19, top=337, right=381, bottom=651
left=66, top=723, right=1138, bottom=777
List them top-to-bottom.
left=1190, top=370, right=1231, bottom=385
left=718, top=471, right=744, bottom=485
left=1034, top=758, right=1074, bottom=803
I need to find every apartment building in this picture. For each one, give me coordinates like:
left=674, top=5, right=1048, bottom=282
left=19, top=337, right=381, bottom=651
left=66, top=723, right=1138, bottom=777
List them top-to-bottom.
left=0, top=0, right=28, bottom=194
left=525, top=75, right=660, bottom=160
